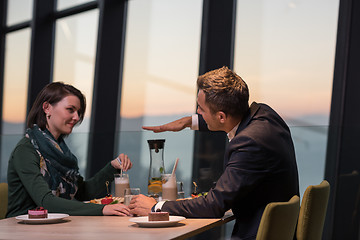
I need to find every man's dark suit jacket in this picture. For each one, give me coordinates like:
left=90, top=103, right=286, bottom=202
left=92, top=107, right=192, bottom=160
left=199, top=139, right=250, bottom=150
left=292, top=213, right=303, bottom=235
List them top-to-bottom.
left=161, top=102, right=299, bottom=240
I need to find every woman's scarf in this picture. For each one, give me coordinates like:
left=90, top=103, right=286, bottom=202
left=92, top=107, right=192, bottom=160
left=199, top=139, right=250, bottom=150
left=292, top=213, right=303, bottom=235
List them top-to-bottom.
left=26, top=125, right=80, bottom=200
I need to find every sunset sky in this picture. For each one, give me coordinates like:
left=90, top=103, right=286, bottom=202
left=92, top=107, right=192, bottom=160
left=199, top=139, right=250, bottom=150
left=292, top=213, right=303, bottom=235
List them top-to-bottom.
left=2, top=0, right=339, bottom=126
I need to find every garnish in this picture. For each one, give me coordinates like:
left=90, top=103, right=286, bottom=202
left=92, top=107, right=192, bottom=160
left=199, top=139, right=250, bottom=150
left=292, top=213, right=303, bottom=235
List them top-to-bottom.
left=105, top=181, right=111, bottom=197
left=192, top=182, right=198, bottom=195
left=109, top=200, right=119, bottom=205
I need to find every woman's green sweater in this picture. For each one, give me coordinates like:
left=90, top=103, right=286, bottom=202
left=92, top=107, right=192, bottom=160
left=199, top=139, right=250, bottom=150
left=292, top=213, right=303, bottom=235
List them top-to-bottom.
left=6, top=137, right=118, bottom=218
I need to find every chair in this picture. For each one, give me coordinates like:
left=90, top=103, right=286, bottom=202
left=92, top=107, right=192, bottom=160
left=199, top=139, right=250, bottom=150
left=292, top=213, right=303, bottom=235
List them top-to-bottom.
left=296, top=180, right=330, bottom=240
left=0, top=182, right=8, bottom=219
left=256, top=195, right=300, bottom=240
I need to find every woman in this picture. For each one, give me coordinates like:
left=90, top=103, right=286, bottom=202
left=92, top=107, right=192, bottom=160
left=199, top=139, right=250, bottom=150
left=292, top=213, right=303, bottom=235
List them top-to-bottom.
left=6, top=82, right=132, bottom=217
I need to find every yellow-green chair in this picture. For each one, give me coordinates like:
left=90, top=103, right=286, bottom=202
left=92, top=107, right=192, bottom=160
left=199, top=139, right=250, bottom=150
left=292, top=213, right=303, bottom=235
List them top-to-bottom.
left=296, top=180, right=330, bottom=240
left=0, top=182, right=8, bottom=219
left=256, top=195, right=300, bottom=240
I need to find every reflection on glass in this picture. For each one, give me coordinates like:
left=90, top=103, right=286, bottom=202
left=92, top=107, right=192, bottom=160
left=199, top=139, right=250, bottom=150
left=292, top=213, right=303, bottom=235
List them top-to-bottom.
left=6, top=0, right=32, bottom=26
left=57, top=0, right=95, bottom=11
left=118, top=0, right=203, bottom=195
left=53, top=10, right=99, bottom=174
left=290, top=126, right=328, bottom=196
left=0, top=135, right=23, bottom=182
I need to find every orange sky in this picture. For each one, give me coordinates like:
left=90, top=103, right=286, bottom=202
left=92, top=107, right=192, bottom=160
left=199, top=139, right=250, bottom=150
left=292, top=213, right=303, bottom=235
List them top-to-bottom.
left=2, top=1, right=338, bottom=123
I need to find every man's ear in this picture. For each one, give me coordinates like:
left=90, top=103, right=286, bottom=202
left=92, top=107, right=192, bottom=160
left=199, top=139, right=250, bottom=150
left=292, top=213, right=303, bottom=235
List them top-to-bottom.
left=217, top=111, right=227, bottom=124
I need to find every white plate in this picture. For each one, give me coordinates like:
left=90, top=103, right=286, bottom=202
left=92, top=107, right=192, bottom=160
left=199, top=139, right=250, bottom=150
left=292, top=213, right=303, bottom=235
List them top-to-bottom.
left=15, top=213, right=70, bottom=224
left=129, top=216, right=186, bottom=227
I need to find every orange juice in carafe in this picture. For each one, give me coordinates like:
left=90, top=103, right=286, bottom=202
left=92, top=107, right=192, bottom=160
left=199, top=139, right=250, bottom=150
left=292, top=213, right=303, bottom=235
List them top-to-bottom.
left=147, top=139, right=165, bottom=199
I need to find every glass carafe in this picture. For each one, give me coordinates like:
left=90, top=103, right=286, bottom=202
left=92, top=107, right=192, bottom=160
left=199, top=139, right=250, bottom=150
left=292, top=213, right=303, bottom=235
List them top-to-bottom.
left=147, top=139, right=165, bottom=198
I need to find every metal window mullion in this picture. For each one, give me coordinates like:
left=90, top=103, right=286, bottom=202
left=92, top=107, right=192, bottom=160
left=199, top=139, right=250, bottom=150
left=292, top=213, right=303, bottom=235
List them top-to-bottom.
left=0, top=0, right=7, bottom=135
left=27, top=0, right=56, bottom=115
left=86, top=0, right=127, bottom=178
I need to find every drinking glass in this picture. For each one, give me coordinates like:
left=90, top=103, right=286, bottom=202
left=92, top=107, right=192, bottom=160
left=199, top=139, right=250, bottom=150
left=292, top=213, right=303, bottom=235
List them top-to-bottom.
left=114, top=174, right=130, bottom=197
left=161, top=174, right=177, bottom=201
left=177, top=181, right=185, bottom=199
left=124, top=188, right=140, bottom=205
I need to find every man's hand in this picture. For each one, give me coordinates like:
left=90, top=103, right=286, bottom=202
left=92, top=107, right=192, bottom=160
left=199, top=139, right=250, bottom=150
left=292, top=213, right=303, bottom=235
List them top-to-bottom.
left=142, top=116, right=192, bottom=133
left=128, top=194, right=157, bottom=216
left=102, top=203, right=131, bottom=216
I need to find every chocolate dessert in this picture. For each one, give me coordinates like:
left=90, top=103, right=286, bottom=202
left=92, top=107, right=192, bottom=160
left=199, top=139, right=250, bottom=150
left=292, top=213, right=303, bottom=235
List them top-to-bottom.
left=28, top=207, right=48, bottom=219
left=148, top=211, right=169, bottom=221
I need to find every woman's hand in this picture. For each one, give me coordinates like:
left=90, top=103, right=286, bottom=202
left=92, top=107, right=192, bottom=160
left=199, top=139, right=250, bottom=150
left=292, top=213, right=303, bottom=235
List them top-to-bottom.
left=111, top=153, right=133, bottom=171
left=102, top=203, right=131, bottom=216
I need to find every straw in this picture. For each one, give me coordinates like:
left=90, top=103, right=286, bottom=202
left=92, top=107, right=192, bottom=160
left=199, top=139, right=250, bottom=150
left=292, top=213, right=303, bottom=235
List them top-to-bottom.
left=117, top=157, right=123, bottom=177
left=171, top=158, right=179, bottom=177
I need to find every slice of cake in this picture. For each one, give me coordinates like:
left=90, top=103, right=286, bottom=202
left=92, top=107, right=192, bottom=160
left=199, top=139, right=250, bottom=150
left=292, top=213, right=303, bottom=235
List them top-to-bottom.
left=28, top=207, right=48, bottom=219
left=148, top=211, right=169, bottom=221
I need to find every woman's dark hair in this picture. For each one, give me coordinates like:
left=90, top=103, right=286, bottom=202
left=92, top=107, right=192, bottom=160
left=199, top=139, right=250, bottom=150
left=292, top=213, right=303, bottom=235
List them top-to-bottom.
left=27, top=82, right=86, bottom=130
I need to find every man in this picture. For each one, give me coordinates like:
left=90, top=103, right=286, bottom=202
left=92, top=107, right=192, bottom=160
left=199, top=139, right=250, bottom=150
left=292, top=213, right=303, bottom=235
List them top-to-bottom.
left=129, top=66, right=299, bottom=240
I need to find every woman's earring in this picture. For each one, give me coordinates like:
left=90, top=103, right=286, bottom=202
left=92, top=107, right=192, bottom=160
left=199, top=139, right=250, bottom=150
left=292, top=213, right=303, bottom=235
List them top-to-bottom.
left=47, top=114, right=51, bottom=119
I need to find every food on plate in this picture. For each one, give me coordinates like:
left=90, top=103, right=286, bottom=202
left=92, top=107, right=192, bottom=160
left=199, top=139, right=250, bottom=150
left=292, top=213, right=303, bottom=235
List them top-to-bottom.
left=191, top=181, right=208, bottom=198
left=91, top=182, right=123, bottom=204
left=191, top=192, right=208, bottom=199
left=90, top=196, right=123, bottom=205
left=101, top=196, right=114, bottom=205
left=28, top=207, right=48, bottom=219
left=148, top=211, right=169, bottom=221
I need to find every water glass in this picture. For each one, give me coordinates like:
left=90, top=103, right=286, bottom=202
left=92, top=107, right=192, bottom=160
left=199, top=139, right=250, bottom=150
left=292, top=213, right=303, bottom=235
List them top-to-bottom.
left=177, top=181, right=185, bottom=199
left=124, top=188, right=140, bottom=205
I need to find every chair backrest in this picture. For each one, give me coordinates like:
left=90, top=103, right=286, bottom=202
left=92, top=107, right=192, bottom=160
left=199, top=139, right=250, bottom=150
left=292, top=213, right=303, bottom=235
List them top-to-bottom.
left=296, top=180, right=330, bottom=240
left=0, top=182, right=8, bottom=219
left=256, top=195, right=300, bottom=240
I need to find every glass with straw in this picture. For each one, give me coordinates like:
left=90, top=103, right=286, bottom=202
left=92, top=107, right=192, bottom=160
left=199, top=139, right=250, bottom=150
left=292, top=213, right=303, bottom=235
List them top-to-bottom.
left=114, top=156, right=129, bottom=197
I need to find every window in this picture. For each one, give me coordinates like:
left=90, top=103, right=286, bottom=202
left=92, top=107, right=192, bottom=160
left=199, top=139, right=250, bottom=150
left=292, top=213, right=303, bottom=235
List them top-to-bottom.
left=6, top=0, right=32, bottom=26
left=57, top=0, right=94, bottom=11
left=117, top=0, right=203, bottom=196
left=234, top=0, right=339, bottom=195
left=53, top=10, right=99, bottom=174
left=0, top=29, right=31, bottom=181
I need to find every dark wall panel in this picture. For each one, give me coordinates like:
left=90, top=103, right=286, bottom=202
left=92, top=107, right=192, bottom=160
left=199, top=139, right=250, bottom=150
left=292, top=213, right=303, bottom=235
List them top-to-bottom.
left=27, top=0, right=56, bottom=114
left=324, top=0, right=360, bottom=239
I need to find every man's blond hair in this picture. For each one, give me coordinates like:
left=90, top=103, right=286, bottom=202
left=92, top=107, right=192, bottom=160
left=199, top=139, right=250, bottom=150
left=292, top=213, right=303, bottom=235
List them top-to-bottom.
left=197, top=66, right=249, bottom=117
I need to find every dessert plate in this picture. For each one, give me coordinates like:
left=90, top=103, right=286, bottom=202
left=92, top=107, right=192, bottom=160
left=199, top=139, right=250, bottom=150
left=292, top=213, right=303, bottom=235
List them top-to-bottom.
left=15, top=213, right=69, bottom=224
left=129, top=216, right=186, bottom=227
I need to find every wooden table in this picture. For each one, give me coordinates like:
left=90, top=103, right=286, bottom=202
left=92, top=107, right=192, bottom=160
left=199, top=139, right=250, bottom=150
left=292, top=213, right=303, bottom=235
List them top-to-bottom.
left=0, top=212, right=235, bottom=240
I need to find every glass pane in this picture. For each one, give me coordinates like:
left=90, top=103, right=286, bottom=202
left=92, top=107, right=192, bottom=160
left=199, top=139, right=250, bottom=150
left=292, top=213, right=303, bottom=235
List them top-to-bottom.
left=6, top=0, right=33, bottom=26
left=57, top=0, right=95, bottom=11
left=118, top=0, right=203, bottom=196
left=234, top=0, right=339, bottom=195
left=53, top=9, right=99, bottom=175
left=1, top=29, right=31, bottom=182
left=2, top=30, right=31, bottom=134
